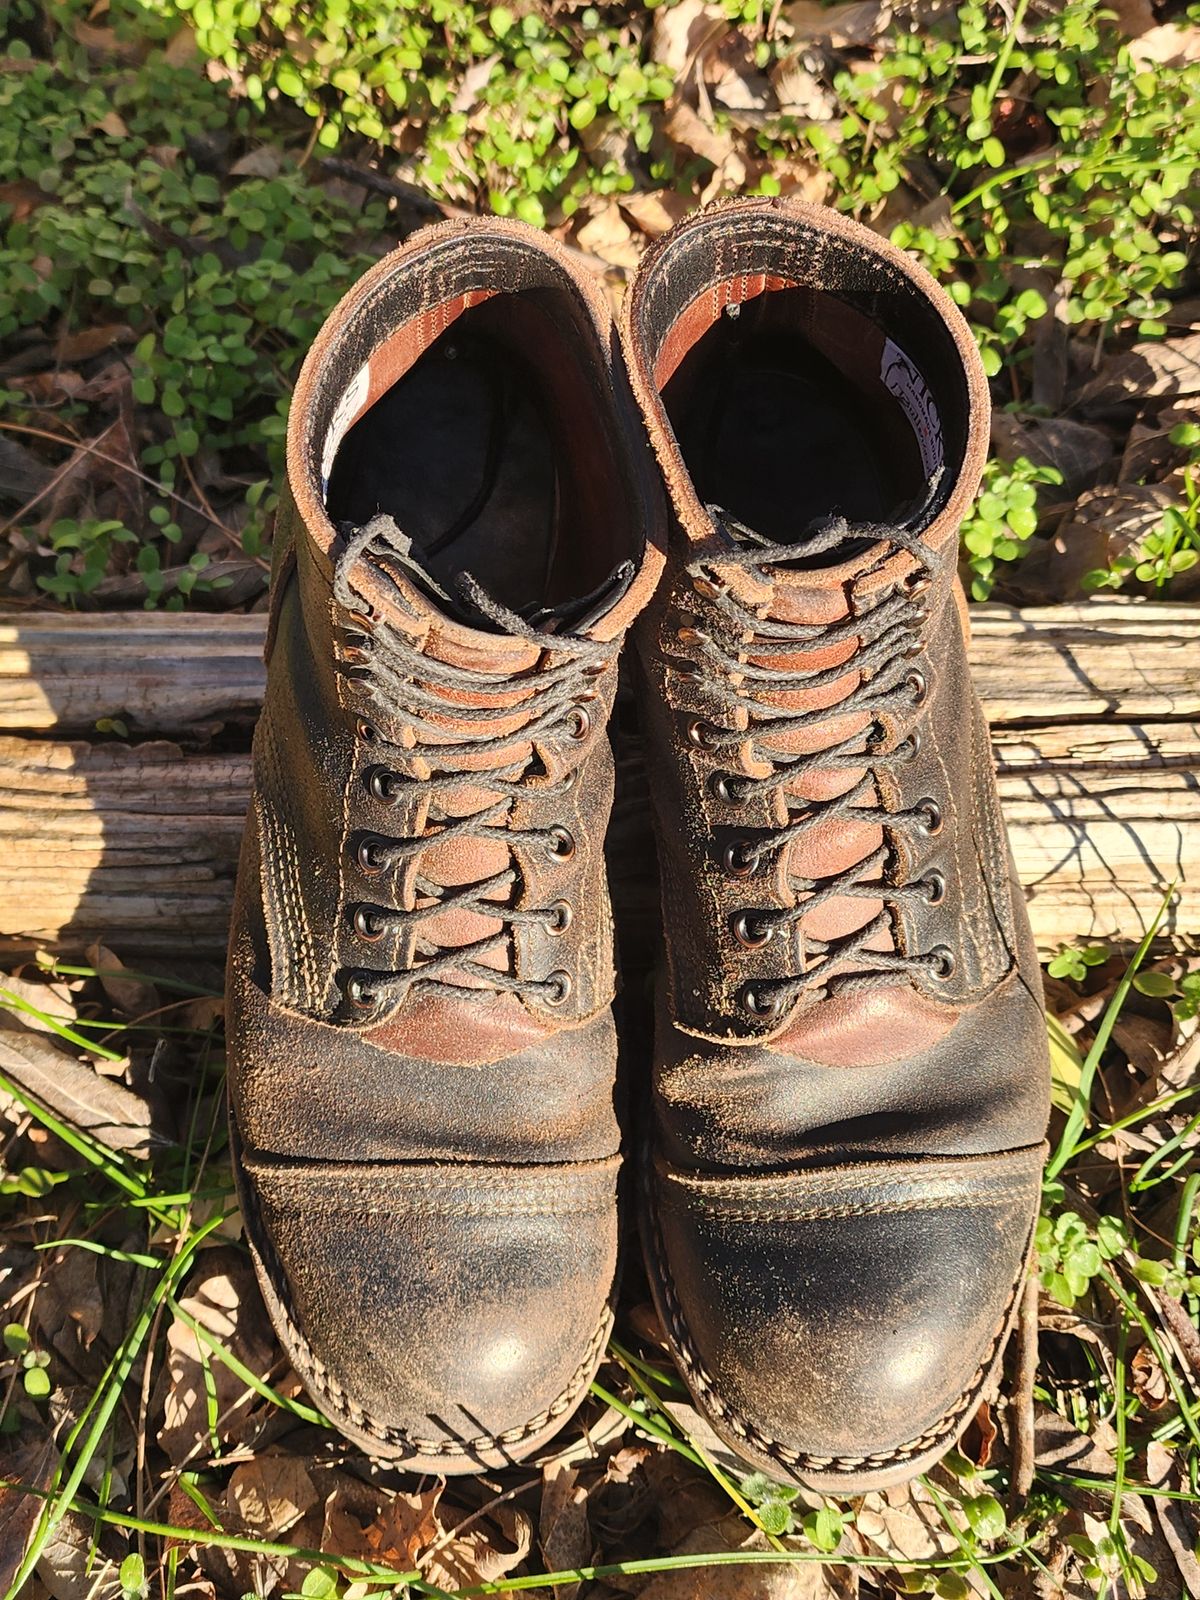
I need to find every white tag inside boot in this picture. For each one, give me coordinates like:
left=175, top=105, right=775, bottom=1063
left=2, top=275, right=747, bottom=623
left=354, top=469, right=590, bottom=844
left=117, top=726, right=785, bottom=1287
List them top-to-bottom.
left=880, top=338, right=944, bottom=480
left=320, top=360, right=371, bottom=496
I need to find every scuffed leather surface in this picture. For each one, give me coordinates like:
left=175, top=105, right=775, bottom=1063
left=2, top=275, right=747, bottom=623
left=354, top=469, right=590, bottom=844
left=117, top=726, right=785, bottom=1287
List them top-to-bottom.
left=624, top=199, right=1052, bottom=1486
left=227, top=217, right=665, bottom=1462
left=651, top=1146, right=1042, bottom=1468
left=240, top=1147, right=618, bottom=1458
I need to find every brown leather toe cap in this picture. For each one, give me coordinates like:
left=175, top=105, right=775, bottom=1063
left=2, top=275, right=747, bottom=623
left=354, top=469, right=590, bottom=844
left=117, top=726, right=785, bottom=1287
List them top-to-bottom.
left=238, top=1145, right=619, bottom=1469
left=647, top=1145, right=1044, bottom=1491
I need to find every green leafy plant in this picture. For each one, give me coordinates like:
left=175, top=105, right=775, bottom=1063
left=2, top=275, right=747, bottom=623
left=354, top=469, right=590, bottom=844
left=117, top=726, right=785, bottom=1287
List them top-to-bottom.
left=959, top=456, right=1064, bottom=599
left=1047, top=942, right=1110, bottom=983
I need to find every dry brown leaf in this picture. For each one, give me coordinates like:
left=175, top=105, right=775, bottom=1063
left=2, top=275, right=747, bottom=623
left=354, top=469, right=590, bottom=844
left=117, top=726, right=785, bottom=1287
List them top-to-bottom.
left=651, top=0, right=726, bottom=75
left=785, top=0, right=887, bottom=48
left=1128, top=22, right=1200, bottom=67
left=707, top=34, right=774, bottom=114
left=770, top=55, right=839, bottom=120
left=661, top=100, right=747, bottom=191
left=229, top=144, right=284, bottom=178
left=620, top=189, right=693, bottom=239
left=575, top=203, right=642, bottom=270
left=53, top=325, right=135, bottom=366
left=1077, top=332, right=1200, bottom=412
left=1119, top=398, right=1200, bottom=483
left=989, top=411, right=1115, bottom=500
left=85, top=942, right=160, bottom=1018
left=0, top=1029, right=160, bottom=1157
left=158, top=1248, right=280, bottom=1462
left=1131, top=1342, right=1169, bottom=1411
left=1033, top=1405, right=1118, bottom=1477
left=0, top=1434, right=57, bottom=1590
left=1146, top=1440, right=1200, bottom=1598
left=225, top=1454, right=319, bottom=1535
left=540, top=1459, right=591, bottom=1600
left=855, top=1480, right=961, bottom=1561
left=423, top=1500, right=534, bottom=1593
left=36, top=1510, right=122, bottom=1600
left=642, top=1513, right=856, bottom=1600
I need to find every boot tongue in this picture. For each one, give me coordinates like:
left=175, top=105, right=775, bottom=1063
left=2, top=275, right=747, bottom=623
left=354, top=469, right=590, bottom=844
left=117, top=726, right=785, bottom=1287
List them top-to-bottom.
left=338, top=512, right=634, bottom=643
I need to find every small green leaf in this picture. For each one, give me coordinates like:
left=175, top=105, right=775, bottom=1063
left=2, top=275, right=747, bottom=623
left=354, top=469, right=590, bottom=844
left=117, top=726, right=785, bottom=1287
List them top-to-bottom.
left=489, top=5, right=515, bottom=36
left=1133, top=971, right=1177, bottom=998
left=1133, top=1257, right=1171, bottom=1286
left=3, top=1325, right=30, bottom=1356
left=23, top=1366, right=50, bottom=1400
left=301, top=1571, right=339, bottom=1600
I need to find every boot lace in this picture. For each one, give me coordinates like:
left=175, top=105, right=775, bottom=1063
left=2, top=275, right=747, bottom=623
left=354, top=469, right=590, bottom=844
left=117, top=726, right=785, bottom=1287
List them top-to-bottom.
left=683, top=511, right=954, bottom=1019
left=330, top=522, right=611, bottom=1017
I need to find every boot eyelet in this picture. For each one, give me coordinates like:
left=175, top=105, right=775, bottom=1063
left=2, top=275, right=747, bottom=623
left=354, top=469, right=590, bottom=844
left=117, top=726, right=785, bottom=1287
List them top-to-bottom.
left=907, top=572, right=932, bottom=600
left=903, top=637, right=923, bottom=660
left=584, top=660, right=608, bottom=679
left=673, top=660, right=700, bottom=682
left=906, top=667, right=929, bottom=706
left=565, top=705, right=591, bottom=741
left=356, top=718, right=379, bottom=744
left=688, top=718, right=715, bottom=750
left=898, top=728, right=923, bottom=763
left=365, top=766, right=397, bottom=802
left=558, top=768, right=577, bottom=794
left=710, top=773, right=744, bottom=804
left=917, top=797, right=943, bottom=836
left=547, top=826, right=576, bottom=862
left=356, top=835, right=387, bottom=875
left=723, top=840, right=758, bottom=878
left=921, top=869, right=946, bottom=906
left=545, top=899, right=573, bottom=935
left=351, top=905, right=387, bottom=942
left=731, top=910, right=773, bottom=950
left=930, top=945, right=956, bottom=980
left=544, top=969, right=572, bottom=1006
left=345, top=974, right=380, bottom=1012
left=741, top=984, right=784, bottom=1019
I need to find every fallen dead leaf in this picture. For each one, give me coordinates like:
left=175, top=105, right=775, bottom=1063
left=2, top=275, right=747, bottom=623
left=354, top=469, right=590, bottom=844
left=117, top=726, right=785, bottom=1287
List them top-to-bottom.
left=651, top=0, right=726, bottom=76
left=785, top=0, right=887, bottom=49
left=1128, top=22, right=1200, bottom=67
left=229, top=144, right=284, bottom=178
left=620, top=189, right=694, bottom=239
left=575, top=203, right=642, bottom=271
left=1077, top=332, right=1200, bottom=412
left=86, top=942, right=160, bottom=1019
left=158, top=1248, right=280, bottom=1462
left=0, top=1433, right=57, bottom=1590
left=225, top=1453, right=319, bottom=1535
left=540, top=1459, right=591, bottom=1600
left=855, top=1479, right=960, bottom=1562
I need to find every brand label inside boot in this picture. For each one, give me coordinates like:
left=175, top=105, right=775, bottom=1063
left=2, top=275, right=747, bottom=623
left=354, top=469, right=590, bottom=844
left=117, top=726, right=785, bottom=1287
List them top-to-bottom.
left=881, top=338, right=944, bottom=479
left=320, top=360, right=371, bottom=494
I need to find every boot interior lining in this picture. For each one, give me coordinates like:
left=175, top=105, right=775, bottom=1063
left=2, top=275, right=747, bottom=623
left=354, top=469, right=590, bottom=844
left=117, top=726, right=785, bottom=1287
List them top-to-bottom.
left=661, top=285, right=947, bottom=551
left=325, top=288, right=631, bottom=621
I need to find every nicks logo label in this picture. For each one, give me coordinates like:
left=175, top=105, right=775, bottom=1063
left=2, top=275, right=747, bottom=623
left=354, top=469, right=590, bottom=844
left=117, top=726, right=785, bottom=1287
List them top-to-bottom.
left=881, top=338, right=944, bottom=480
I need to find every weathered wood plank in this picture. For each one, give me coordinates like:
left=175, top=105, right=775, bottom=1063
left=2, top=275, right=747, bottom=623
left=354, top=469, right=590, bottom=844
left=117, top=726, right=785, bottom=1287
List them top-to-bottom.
left=3, top=600, right=1199, bottom=734
left=0, top=602, right=1197, bottom=955
left=0, top=613, right=266, bottom=735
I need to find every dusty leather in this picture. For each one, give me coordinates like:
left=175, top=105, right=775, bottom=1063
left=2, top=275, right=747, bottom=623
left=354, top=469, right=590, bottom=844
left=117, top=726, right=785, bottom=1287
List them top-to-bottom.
left=623, top=198, right=1051, bottom=1491
left=227, top=216, right=664, bottom=1468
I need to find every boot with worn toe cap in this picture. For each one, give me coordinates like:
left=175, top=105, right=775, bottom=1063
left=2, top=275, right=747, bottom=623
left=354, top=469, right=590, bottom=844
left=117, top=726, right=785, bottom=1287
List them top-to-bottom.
left=622, top=198, right=1051, bottom=1494
left=227, top=217, right=664, bottom=1470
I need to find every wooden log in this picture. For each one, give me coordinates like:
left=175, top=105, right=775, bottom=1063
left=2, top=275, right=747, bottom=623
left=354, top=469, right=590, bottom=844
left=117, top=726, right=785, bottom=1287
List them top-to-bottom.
left=0, top=601, right=1197, bottom=957
left=0, top=613, right=266, bottom=736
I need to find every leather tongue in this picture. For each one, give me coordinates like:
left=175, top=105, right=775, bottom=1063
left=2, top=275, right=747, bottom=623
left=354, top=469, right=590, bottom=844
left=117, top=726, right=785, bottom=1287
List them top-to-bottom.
left=341, top=513, right=634, bottom=641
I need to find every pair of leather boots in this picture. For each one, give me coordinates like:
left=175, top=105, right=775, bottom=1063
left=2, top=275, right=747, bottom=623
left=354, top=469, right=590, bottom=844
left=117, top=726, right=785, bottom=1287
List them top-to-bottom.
left=227, top=198, right=1050, bottom=1495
